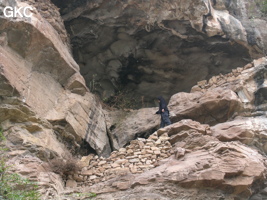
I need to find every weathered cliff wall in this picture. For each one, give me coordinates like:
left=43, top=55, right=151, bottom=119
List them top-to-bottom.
left=0, top=0, right=112, bottom=158
left=56, top=0, right=267, bottom=107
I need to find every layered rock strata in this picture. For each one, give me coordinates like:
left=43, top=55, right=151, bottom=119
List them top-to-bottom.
left=0, top=0, right=111, bottom=158
left=59, top=119, right=266, bottom=200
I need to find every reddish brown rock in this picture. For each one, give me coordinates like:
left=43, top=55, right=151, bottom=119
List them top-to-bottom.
left=168, top=88, right=241, bottom=125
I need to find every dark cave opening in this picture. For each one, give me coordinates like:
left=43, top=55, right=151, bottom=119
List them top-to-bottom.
left=52, top=1, right=253, bottom=109
left=119, top=54, right=143, bottom=86
left=79, top=139, right=97, bottom=156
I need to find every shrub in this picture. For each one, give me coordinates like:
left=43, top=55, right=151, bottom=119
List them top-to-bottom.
left=259, top=0, right=267, bottom=13
left=103, top=89, right=139, bottom=109
left=0, top=129, right=41, bottom=200
left=49, top=158, right=81, bottom=178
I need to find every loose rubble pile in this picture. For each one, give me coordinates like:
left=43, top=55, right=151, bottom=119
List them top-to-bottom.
left=194, top=62, right=254, bottom=91
left=67, top=133, right=172, bottom=188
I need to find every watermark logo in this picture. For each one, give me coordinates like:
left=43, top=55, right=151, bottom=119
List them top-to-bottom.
left=3, top=6, right=33, bottom=18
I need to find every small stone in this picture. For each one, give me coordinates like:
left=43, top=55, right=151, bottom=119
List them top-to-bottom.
left=244, top=63, right=253, bottom=70
left=197, top=80, right=207, bottom=88
left=160, top=133, right=169, bottom=137
left=148, top=134, right=158, bottom=141
left=159, top=136, right=170, bottom=142
left=137, top=138, right=146, bottom=142
left=155, top=139, right=162, bottom=145
left=130, top=140, right=139, bottom=145
left=138, top=141, right=145, bottom=148
left=165, top=141, right=172, bottom=147
left=146, top=142, right=154, bottom=146
left=162, top=146, right=171, bottom=150
left=151, top=147, right=160, bottom=151
left=175, top=147, right=186, bottom=159
left=119, top=148, right=127, bottom=152
left=127, top=149, right=134, bottom=154
left=141, top=149, right=147, bottom=155
left=146, top=150, right=153, bottom=154
left=118, top=151, right=126, bottom=155
left=154, top=151, right=161, bottom=155
left=161, top=153, right=169, bottom=158
left=126, top=155, right=138, bottom=159
left=141, top=158, right=147, bottom=163
left=114, top=159, right=128, bottom=165
left=129, top=159, right=139, bottom=163
left=146, top=160, right=152, bottom=165
left=98, top=161, right=107, bottom=165
left=90, top=162, right=98, bottom=167
left=111, top=163, right=120, bottom=168
left=102, top=164, right=110, bottom=169
left=130, top=165, right=138, bottom=173
left=139, top=165, right=149, bottom=169
left=98, top=167, right=106, bottom=173
left=80, top=170, right=94, bottom=176
left=95, top=172, right=104, bottom=177
left=89, top=175, right=97, bottom=180
left=94, top=178, right=100, bottom=183
left=66, top=180, right=77, bottom=188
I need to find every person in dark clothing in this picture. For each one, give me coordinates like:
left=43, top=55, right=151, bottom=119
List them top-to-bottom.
left=155, top=96, right=171, bottom=128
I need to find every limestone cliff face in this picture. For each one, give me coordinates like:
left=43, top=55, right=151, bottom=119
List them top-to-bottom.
left=0, top=0, right=111, bottom=158
left=57, top=0, right=267, bottom=106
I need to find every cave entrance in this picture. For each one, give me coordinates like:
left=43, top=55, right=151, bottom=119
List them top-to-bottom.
left=53, top=1, right=252, bottom=109
left=79, top=139, right=97, bottom=157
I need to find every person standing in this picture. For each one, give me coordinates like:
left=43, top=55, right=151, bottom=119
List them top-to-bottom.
left=155, top=96, right=171, bottom=128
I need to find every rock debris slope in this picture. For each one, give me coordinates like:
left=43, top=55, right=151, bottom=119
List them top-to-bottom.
left=72, top=120, right=266, bottom=200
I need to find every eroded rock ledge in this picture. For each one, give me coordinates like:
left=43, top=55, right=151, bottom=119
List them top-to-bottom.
left=64, top=120, right=266, bottom=200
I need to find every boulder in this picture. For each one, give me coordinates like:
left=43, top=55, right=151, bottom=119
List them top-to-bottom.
left=168, top=88, right=241, bottom=125
left=106, top=108, right=160, bottom=150
left=211, top=116, right=267, bottom=153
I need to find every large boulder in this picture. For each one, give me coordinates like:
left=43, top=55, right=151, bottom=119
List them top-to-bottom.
left=168, top=88, right=241, bottom=125
left=105, top=108, right=160, bottom=150
left=211, top=116, right=267, bottom=153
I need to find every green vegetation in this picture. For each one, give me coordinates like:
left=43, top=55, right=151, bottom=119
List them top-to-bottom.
left=248, top=0, right=267, bottom=19
left=258, top=0, right=267, bottom=14
left=0, top=129, right=41, bottom=200
left=49, top=157, right=82, bottom=178
left=65, top=192, right=97, bottom=199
